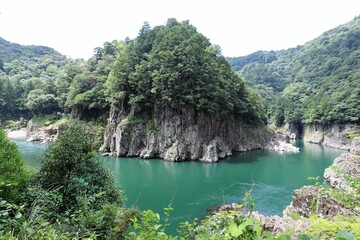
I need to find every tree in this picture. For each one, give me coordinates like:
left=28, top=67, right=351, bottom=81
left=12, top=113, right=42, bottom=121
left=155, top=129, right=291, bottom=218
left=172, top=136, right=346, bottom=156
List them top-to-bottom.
left=106, top=19, right=265, bottom=122
left=25, top=89, right=58, bottom=114
left=38, top=122, right=124, bottom=211
left=0, top=127, right=29, bottom=202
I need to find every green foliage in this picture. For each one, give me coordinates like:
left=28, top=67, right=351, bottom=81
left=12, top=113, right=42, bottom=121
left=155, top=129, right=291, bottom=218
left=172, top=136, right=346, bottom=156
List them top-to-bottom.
left=229, top=17, right=360, bottom=126
left=106, top=19, right=265, bottom=123
left=0, top=37, right=71, bottom=118
left=66, top=41, right=120, bottom=119
left=26, top=89, right=59, bottom=114
left=38, top=122, right=125, bottom=212
left=0, top=127, right=29, bottom=202
left=346, top=131, right=359, bottom=139
left=127, top=206, right=176, bottom=240
left=305, top=216, right=360, bottom=239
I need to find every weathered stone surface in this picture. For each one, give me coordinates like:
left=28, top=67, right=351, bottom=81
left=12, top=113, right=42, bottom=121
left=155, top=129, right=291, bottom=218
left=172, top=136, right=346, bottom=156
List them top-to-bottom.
left=100, top=105, right=272, bottom=162
left=26, top=120, right=58, bottom=143
left=283, top=122, right=303, bottom=139
left=303, top=124, right=359, bottom=150
left=44, top=125, right=57, bottom=135
left=324, top=137, right=360, bottom=192
left=351, top=137, right=360, bottom=155
left=267, top=140, right=300, bottom=153
left=324, top=154, right=360, bottom=191
left=284, top=185, right=358, bottom=219
left=284, top=186, right=322, bottom=218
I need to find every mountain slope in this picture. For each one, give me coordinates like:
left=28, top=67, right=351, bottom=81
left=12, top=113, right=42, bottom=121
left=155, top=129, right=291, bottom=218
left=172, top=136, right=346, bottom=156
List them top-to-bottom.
left=228, top=15, right=360, bottom=126
left=0, top=37, right=71, bottom=118
left=0, top=37, right=64, bottom=63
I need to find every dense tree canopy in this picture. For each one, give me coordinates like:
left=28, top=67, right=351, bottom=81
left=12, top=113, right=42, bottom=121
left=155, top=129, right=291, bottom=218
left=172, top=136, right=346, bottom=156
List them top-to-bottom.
left=228, top=16, right=360, bottom=126
left=106, top=19, right=265, bottom=122
left=0, top=37, right=119, bottom=120
left=0, top=38, right=71, bottom=118
left=38, top=122, right=124, bottom=211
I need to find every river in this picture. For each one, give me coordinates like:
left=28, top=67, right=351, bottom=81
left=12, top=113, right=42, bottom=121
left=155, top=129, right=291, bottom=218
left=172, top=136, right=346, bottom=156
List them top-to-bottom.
left=14, top=139, right=343, bottom=234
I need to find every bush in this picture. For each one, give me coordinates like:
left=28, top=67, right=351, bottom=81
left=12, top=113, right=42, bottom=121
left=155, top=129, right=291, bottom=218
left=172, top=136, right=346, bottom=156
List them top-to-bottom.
left=38, top=121, right=125, bottom=212
left=0, top=127, right=29, bottom=202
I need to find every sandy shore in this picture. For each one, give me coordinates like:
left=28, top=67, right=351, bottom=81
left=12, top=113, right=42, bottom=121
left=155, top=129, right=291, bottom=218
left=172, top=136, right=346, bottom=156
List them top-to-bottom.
left=6, top=128, right=27, bottom=140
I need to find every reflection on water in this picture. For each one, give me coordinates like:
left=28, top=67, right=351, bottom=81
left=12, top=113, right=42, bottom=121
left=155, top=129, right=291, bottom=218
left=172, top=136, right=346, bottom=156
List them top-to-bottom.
left=16, top=139, right=343, bottom=234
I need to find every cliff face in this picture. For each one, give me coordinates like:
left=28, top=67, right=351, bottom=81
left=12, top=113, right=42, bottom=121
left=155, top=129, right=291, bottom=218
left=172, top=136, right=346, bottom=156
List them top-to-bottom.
left=100, top=104, right=272, bottom=162
left=303, top=123, right=359, bottom=150
left=324, top=137, right=360, bottom=192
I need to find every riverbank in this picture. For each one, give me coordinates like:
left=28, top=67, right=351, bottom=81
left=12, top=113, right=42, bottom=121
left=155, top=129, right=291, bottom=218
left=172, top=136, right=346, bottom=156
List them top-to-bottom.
left=6, top=128, right=27, bottom=139
left=212, top=137, right=360, bottom=238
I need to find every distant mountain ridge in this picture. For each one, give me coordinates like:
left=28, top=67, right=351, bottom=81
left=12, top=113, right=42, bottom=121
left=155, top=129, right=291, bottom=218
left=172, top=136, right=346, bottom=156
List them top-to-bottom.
left=228, top=15, right=360, bottom=126
left=0, top=37, right=65, bottom=63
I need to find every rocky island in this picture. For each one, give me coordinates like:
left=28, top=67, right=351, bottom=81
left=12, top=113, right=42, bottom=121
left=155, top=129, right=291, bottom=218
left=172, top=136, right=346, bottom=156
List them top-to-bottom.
left=99, top=20, right=273, bottom=162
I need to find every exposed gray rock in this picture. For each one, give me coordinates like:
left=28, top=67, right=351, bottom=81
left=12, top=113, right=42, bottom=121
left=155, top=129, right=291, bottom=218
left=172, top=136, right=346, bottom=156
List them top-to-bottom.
left=100, top=105, right=272, bottom=162
left=26, top=120, right=58, bottom=143
left=283, top=122, right=303, bottom=139
left=303, top=124, right=359, bottom=150
left=324, top=137, right=360, bottom=192
left=351, top=137, right=360, bottom=155
left=266, top=140, right=300, bottom=153
left=324, top=153, right=360, bottom=191
left=283, top=185, right=359, bottom=219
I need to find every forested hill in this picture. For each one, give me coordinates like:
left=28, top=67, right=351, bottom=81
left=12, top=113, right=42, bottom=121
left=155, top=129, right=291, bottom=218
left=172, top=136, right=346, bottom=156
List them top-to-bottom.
left=228, top=15, right=360, bottom=126
left=100, top=19, right=270, bottom=162
left=0, top=35, right=119, bottom=119
left=0, top=37, right=64, bottom=63
left=0, top=37, right=74, bottom=118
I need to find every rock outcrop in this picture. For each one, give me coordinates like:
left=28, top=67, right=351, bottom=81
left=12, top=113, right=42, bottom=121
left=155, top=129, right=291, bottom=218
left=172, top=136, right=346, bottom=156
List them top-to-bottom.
left=100, top=104, right=272, bottom=162
left=26, top=120, right=59, bottom=143
left=283, top=122, right=303, bottom=140
left=303, top=123, right=359, bottom=150
left=324, top=137, right=360, bottom=192
left=266, top=140, right=300, bottom=153
left=283, top=186, right=359, bottom=218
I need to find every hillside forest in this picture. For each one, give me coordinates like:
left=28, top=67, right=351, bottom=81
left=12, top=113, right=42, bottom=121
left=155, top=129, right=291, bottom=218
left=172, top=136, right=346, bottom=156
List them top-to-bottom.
left=228, top=15, right=360, bottom=127
left=0, top=19, right=264, bottom=126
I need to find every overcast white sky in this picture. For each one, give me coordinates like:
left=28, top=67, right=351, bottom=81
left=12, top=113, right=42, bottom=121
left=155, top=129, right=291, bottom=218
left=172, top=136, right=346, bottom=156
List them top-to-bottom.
left=1, top=0, right=359, bottom=59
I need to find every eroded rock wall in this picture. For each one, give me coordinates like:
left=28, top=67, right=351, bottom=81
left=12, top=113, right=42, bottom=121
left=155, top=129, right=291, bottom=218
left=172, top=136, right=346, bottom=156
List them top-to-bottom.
left=100, top=104, right=272, bottom=162
left=303, top=123, right=359, bottom=150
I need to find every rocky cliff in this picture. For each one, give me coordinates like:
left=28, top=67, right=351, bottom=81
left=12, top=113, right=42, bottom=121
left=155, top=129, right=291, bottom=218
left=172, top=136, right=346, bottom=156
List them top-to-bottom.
left=100, top=104, right=273, bottom=162
left=303, top=123, right=359, bottom=150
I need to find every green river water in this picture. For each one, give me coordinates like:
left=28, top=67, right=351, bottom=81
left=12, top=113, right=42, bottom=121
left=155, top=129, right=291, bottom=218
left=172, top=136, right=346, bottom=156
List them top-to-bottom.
left=14, top=139, right=343, bottom=234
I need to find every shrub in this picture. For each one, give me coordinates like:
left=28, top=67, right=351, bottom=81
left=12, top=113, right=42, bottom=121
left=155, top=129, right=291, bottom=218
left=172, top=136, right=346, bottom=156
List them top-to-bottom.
left=38, top=121, right=125, bottom=212
left=0, top=127, right=29, bottom=202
